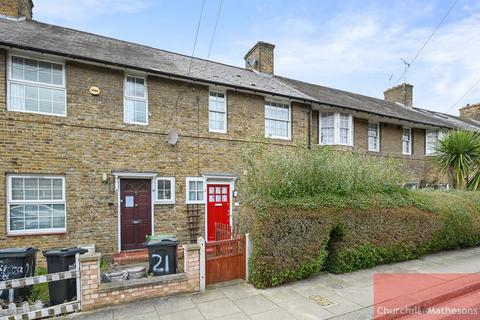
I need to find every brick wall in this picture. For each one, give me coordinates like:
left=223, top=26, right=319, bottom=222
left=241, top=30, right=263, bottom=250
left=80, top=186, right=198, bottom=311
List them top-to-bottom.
left=0, top=49, right=441, bottom=259
left=79, top=244, right=200, bottom=311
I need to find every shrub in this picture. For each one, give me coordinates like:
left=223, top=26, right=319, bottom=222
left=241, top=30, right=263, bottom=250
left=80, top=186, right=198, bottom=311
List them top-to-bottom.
left=239, top=146, right=480, bottom=288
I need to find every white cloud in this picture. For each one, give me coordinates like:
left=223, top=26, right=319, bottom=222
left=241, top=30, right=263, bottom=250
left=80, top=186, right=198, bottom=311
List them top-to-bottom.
left=242, top=5, right=480, bottom=115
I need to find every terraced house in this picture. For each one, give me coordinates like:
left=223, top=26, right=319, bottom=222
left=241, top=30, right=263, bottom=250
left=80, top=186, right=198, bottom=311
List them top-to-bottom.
left=0, top=0, right=479, bottom=258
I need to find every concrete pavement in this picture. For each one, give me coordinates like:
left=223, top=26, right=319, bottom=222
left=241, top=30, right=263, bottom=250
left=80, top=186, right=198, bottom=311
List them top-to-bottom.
left=68, top=246, right=480, bottom=320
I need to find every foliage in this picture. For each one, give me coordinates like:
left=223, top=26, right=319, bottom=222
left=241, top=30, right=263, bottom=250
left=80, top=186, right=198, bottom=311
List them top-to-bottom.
left=433, top=130, right=480, bottom=189
left=239, top=145, right=480, bottom=288
left=240, top=145, right=415, bottom=209
left=28, top=267, right=49, bottom=303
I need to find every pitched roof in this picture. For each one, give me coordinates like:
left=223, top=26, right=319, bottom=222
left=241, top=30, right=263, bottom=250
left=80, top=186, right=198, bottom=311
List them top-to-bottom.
left=0, top=17, right=478, bottom=131
left=0, top=18, right=313, bottom=101
left=277, top=76, right=479, bottom=130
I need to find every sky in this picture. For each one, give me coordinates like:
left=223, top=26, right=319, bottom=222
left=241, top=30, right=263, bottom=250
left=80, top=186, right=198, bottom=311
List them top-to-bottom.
left=34, top=0, right=480, bottom=115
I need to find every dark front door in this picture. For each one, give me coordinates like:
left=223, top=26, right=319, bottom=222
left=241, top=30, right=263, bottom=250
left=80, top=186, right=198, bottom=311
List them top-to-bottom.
left=120, top=179, right=152, bottom=251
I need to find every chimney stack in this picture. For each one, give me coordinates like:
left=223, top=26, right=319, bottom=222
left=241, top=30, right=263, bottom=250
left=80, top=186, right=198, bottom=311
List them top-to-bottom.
left=0, top=0, right=33, bottom=20
left=244, top=41, right=275, bottom=75
left=384, top=83, right=414, bottom=108
left=459, top=103, right=480, bottom=121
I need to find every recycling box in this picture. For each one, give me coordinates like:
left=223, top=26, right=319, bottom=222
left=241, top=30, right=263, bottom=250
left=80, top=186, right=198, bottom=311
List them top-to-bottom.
left=145, top=235, right=179, bottom=276
left=0, top=247, right=38, bottom=302
left=43, top=247, right=87, bottom=306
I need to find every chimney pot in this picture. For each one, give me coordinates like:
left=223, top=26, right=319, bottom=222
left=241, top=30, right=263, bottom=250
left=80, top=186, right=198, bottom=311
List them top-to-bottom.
left=0, top=0, right=33, bottom=20
left=244, top=41, right=275, bottom=74
left=384, top=83, right=414, bottom=108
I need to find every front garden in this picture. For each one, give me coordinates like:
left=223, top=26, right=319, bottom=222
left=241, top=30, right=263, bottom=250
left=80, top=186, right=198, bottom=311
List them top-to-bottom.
left=239, top=140, right=480, bottom=288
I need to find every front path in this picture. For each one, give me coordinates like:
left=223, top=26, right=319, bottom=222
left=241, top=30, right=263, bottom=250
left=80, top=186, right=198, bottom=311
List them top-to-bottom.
left=68, top=247, right=480, bottom=320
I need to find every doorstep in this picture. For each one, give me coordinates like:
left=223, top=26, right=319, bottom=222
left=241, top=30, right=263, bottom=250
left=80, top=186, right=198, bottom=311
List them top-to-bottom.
left=112, top=249, right=148, bottom=265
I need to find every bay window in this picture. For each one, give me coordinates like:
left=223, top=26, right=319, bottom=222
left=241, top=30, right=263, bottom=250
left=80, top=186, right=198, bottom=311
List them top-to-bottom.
left=8, top=55, right=66, bottom=116
left=319, top=112, right=353, bottom=146
left=8, top=175, right=66, bottom=234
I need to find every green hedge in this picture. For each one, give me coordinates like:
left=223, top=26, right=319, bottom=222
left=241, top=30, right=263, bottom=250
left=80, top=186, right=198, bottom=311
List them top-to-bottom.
left=239, top=146, right=480, bottom=288
left=244, top=192, right=480, bottom=288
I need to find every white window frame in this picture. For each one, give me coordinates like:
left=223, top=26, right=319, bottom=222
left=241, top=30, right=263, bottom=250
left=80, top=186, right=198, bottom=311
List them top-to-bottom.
left=7, top=53, right=67, bottom=117
left=124, top=75, right=148, bottom=125
left=208, top=90, right=227, bottom=133
left=264, top=100, right=291, bottom=140
left=318, top=112, right=354, bottom=146
left=368, top=122, right=380, bottom=152
left=402, top=127, right=412, bottom=155
left=425, top=130, right=444, bottom=156
left=7, top=174, right=67, bottom=235
left=155, top=177, right=176, bottom=204
left=186, top=177, right=205, bottom=204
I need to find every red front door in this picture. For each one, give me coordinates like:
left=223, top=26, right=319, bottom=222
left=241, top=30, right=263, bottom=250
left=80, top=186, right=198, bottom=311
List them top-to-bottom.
left=120, top=179, right=152, bottom=251
left=207, top=184, right=230, bottom=241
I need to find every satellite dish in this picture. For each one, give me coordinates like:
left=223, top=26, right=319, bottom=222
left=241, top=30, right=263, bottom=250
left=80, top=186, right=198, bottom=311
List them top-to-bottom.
left=166, top=129, right=179, bottom=146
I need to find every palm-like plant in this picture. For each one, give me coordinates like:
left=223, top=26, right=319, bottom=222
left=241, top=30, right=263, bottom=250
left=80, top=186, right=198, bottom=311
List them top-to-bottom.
left=433, top=130, right=480, bottom=190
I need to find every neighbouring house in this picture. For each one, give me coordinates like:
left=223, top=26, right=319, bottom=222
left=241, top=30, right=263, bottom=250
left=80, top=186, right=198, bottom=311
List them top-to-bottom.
left=0, top=0, right=479, bottom=259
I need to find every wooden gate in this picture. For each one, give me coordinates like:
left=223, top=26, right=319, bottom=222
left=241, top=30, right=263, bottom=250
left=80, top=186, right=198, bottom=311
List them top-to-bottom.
left=206, top=235, right=246, bottom=285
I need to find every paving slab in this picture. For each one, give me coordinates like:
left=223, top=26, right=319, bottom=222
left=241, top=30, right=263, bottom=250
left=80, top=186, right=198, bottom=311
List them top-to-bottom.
left=220, top=283, right=259, bottom=300
left=192, top=289, right=226, bottom=303
left=233, top=295, right=278, bottom=316
left=154, top=296, right=196, bottom=315
left=278, top=297, right=335, bottom=320
left=197, top=298, right=242, bottom=319
left=113, top=301, right=157, bottom=319
left=159, top=307, right=204, bottom=320
left=250, top=309, right=295, bottom=320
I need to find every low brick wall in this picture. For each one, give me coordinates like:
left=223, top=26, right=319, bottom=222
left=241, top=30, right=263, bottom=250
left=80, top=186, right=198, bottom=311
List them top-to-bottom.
left=79, top=244, right=200, bottom=311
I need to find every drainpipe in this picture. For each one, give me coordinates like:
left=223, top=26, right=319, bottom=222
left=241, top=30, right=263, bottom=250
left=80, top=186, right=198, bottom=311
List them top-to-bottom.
left=307, top=107, right=312, bottom=149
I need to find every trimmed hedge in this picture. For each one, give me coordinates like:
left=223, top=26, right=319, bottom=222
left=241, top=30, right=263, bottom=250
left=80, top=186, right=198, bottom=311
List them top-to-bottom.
left=239, top=146, right=480, bottom=288
left=243, top=192, right=480, bottom=288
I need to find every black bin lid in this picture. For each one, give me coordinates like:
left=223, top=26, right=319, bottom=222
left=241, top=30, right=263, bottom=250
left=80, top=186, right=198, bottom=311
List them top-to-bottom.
left=145, top=236, right=179, bottom=247
left=0, top=247, right=38, bottom=258
left=43, top=247, right=88, bottom=257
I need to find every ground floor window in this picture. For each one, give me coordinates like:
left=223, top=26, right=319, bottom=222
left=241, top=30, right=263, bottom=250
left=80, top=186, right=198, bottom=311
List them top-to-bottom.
left=7, top=175, right=66, bottom=234
left=155, top=177, right=175, bottom=204
left=186, top=177, right=204, bottom=204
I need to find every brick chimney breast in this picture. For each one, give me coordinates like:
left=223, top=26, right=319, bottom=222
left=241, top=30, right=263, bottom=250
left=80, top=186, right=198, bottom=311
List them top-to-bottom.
left=0, top=0, right=33, bottom=20
left=244, top=41, right=275, bottom=75
left=384, top=83, right=414, bottom=108
left=459, top=103, right=480, bottom=121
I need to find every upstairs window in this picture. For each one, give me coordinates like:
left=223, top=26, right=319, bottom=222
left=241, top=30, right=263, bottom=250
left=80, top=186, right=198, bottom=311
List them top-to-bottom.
left=8, top=55, right=66, bottom=116
left=124, top=76, right=148, bottom=125
left=209, top=91, right=227, bottom=133
left=265, top=100, right=291, bottom=140
left=319, top=112, right=353, bottom=146
left=368, top=122, right=380, bottom=152
left=402, top=127, right=412, bottom=155
left=425, top=130, right=444, bottom=155
left=7, top=175, right=66, bottom=234
left=155, top=177, right=175, bottom=204
left=186, top=177, right=204, bottom=204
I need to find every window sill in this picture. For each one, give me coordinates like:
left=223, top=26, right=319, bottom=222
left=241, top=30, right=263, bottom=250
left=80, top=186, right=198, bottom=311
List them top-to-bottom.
left=7, top=108, right=67, bottom=117
left=123, top=121, right=149, bottom=126
left=209, top=129, right=227, bottom=134
left=265, top=135, right=292, bottom=141
left=154, top=201, right=175, bottom=205
left=186, top=201, right=205, bottom=205
left=7, top=231, right=67, bottom=237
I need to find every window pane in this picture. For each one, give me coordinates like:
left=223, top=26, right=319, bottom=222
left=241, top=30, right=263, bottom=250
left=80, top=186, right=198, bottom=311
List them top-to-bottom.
left=11, top=56, right=24, bottom=80
left=24, top=59, right=38, bottom=82
left=126, top=77, right=136, bottom=96
left=9, top=83, right=25, bottom=110
left=124, top=99, right=135, bottom=123
left=134, top=100, right=147, bottom=123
